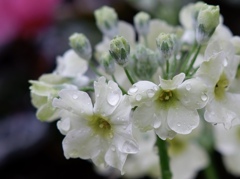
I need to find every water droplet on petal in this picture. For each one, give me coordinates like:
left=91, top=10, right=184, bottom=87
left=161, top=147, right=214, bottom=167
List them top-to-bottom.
left=223, top=58, right=228, bottom=67
left=185, top=83, right=191, bottom=91
left=128, top=85, right=138, bottom=94
left=147, top=89, right=155, bottom=98
left=107, top=91, right=120, bottom=106
left=201, top=93, right=208, bottom=101
left=72, top=94, right=78, bottom=99
left=136, top=94, right=142, bottom=101
left=152, top=114, right=161, bottom=128
left=177, top=123, right=181, bottom=127
left=121, top=141, right=138, bottom=153
left=111, top=146, right=116, bottom=151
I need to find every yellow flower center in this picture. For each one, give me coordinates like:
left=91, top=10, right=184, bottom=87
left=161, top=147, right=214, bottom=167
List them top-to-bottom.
left=214, top=73, right=229, bottom=100
left=158, top=90, right=173, bottom=102
left=88, top=115, right=113, bottom=138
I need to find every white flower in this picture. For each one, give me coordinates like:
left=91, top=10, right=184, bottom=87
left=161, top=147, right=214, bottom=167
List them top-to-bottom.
left=196, top=40, right=240, bottom=128
left=54, top=49, right=89, bottom=87
left=128, top=73, right=208, bottom=139
left=29, top=74, right=78, bottom=122
left=52, top=77, right=138, bottom=172
left=213, top=124, right=240, bottom=176
left=123, top=128, right=160, bottom=178
left=169, top=135, right=209, bottom=179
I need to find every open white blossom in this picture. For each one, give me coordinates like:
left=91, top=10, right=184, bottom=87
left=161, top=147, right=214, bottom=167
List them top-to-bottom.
left=196, top=40, right=240, bottom=128
left=128, top=73, right=208, bottom=139
left=52, top=77, right=138, bottom=172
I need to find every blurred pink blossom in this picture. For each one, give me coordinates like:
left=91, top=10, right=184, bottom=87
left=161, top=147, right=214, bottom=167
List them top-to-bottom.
left=0, top=0, right=61, bottom=46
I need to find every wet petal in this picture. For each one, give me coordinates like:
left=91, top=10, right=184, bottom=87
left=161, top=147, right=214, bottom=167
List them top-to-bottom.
left=160, top=73, right=185, bottom=91
left=94, top=77, right=122, bottom=116
left=176, top=78, right=209, bottom=109
left=128, top=81, right=158, bottom=107
left=52, top=89, right=93, bottom=118
left=168, top=102, right=199, bottom=134
left=133, top=104, right=157, bottom=131
left=63, top=128, right=100, bottom=159
left=105, top=147, right=128, bottom=173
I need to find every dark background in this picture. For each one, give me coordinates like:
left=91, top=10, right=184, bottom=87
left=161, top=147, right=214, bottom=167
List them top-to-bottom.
left=0, top=0, right=240, bottom=178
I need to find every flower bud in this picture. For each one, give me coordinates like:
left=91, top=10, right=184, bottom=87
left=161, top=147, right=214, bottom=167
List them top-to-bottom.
left=196, top=5, right=220, bottom=44
left=94, top=6, right=118, bottom=38
left=134, top=11, right=150, bottom=36
left=69, top=33, right=92, bottom=60
left=156, top=33, right=174, bottom=59
left=109, top=36, right=130, bottom=66
left=131, top=44, right=158, bottom=80
left=100, top=52, right=115, bottom=75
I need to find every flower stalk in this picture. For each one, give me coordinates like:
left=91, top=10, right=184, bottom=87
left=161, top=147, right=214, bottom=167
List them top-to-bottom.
left=156, top=137, right=172, bottom=179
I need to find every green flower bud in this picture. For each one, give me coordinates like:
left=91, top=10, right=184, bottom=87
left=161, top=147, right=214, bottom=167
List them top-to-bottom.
left=196, top=5, right=220, bottom=44
left=94, top=6, right=118, bottom=38
left=134, top=11, right=150, bottom=36
left=69, top=33, right=92, bottom=60
left=156, top=33, right=174, bottom=59
left=109, top=36, right=130, bottom=66
left=131, top=44, right=158, bottom=80
left=100, top=52, right=115, bottom=75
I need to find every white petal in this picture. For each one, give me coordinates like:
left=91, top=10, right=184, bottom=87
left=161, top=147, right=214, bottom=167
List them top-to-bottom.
left=179, top=3, right=195, bottom=30
left=143, top=19, right=179, bottom=50
left=118, top=21, right=135, bottom=47
left=55, top=49, right=88, bottom=77
left=196, top=52, right=225, bottom=87
left=160, top=73, right=185, bottom=91
left=94, top=77, right=122, bottom=116
left=176, top=78, right=209, bottom=109
left=128, top=81, right=158, bottom=107
left=52, top=89, right=93, bottom=118
left=204, top=94, right=240, bottom=129
left=110, top=95, right=131, bottom=126
left=36, top=101, right=59, bottom=122
left=168, top=101, right=199, bottom=134
left=133, top=104, right=157, bottom=131
left=154, top=106, right=177, bottom=140
left=57, top=110, right=87, bottom=135
left=213, top=124, right=240, bottom=155
left=63, top=128, right=100, bottom=159
left=114, top=132, right=139, bottom=154
left=171, top=143, right=208, bottom=179
left=105, top=147, right=128, bottom=172
left=223, top=153, right=240, bottom=176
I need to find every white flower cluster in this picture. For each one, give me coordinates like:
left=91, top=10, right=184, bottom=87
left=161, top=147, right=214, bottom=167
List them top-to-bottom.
left=29, top=2, right=240, bottom=178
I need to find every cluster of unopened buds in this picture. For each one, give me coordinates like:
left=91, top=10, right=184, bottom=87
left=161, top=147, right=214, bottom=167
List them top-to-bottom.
left=30, top=1, right=240, bottom=179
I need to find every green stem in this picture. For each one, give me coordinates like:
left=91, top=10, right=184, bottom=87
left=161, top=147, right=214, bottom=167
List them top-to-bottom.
left=179, top=43, right=197, bottom=73
left=185, top=44, right=201, bottom=76
left=166, top=59, right=170, bottom=79
left=89, top=61, right=103, bottom=77
left=124, top=67, right=135, bottom=85
left=111, top=75, right=127, bottom=94
left=79, top=86, right=94, bottom=92
left=156, top=137, right=172, bottom=179
left=204, top=153, right=219, bottom=179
